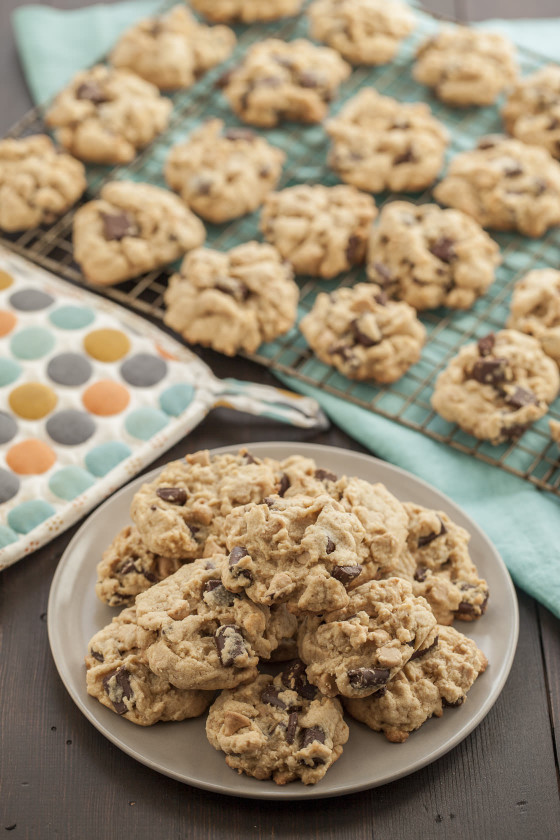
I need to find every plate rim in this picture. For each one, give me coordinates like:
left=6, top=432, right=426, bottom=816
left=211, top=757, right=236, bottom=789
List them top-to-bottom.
left=47, top=441, right=519, bottom=800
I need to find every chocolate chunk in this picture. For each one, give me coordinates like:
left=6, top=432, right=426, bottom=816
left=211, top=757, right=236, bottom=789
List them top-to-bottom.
left=76, top=81, right=109, bottom=104
left=391, top=120, right=410, bottom=130
left=223, top=128, right=256, bottom=142
left=478, top=137, right=498, bottom=149
left=393, top=147, right=416, bottom=165
left=504, top=163, right=523, bottom=177
left=192, top=175, right=213, bottom=196
left=101, top=211, right=139, bottom=242
left=345, top=234, right=362, bottom=264
left=429, top=237, right=456, bottom=264
left=372, top=262, right=393, bottom=286
left=215, top=280, right=250, bottom=302
left=374, top=291, right=388, bottom=306
left=351, top=318, right=379, bottom=347
left=477, top=333, right=495, bottom=357
left=470, top=357, right=510, bottom=386
left=503, top=387, right=538, bottom=409
left=502, top=422, right=529, bottom=439
left=242, top=451, right=258, bottom=464
left=314, top=468, right=337, bottom=482
left=278, top=473, right=290, bottom=497
left=156, top=487, right=187, bottom=505
left=263, top=497, right=276, bottom=508
left=417, top=515, right=447, bottom=548
left=188, top=525, right=200, bottom=538
left=325, top=537, right=336, bottom=555
left=229, top=546, right=249, bottom=565
left=331, top=565, right=362, bottom=585
left=414, top=565, right=428, bottom=582
left=203, top=579, right=222, bottom=593
left=203, top=580, right=237, bottom=606
left=455, top=601, right=476, bottom=617
left=214, top=625, right=247, bottom=667
left=410, top=635, right=439, bottom=660
left=90, top=649, right=104, bottom=662
left=281, top=660, right=317, bottom=700
left=102, top=667, right=133, bottom=714
left=347, top=667, right=390, bottom=690
left=261, top=686, right=287, bottom=709
left=443, top=696, right=464, bottom=707
left=286, top=712, right=298, bottom=745
left=301, top=727, right=325, bottom=748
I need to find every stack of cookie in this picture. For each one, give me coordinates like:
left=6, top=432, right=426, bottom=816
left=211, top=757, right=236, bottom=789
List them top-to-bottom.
left=87, top=447, right=488, bottom=786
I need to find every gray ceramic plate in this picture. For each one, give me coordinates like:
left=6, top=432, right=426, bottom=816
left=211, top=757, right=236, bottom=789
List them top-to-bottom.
left=48, top=442, right=518, bottom=800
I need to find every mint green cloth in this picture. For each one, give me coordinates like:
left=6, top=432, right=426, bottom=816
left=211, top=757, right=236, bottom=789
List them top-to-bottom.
left=10, top=1, right=560, bottom=618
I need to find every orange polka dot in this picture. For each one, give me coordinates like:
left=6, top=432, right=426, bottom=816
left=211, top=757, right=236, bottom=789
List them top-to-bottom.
left=0, top=270, right=14, bottom=290
left=0, top=310, right=17, bottom=337
left=83, top=329, right=130, bottom=362
left=156, top=343, right=179, bottom=361
left=82, top=380, right=130, bottom=415
left=9, top=382, right=58, bottom=420
left=6, top=439, right=56, bottom=475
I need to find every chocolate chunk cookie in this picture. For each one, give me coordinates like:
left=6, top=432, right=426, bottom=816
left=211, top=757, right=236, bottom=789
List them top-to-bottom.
left=191, top=0, right=303, bottom=22
left=220, top=38, right=350, bottom=127
left=45, top=65, right=172, bottom=164
left=503, top=65, right=560, bottom=159
left=327, top=88, right=449, bottom=192
left=260, top=184, right=377, bottom=278
left=367, top=201, right=501, bottom=310
left=163, top=242, right=298, bottom=356
left=507, top=269, right=560, bottom=365
left=300, top=283, right=426, bottom=383
left=431, top=329, right=560, bottom=443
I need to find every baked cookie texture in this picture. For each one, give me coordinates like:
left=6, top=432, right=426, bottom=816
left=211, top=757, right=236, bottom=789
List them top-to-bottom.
left=191, top=0, right=303, bottom=22
left=308, top=0, right=415, bottom=66
left=110, top=5, right=235, bottom=91
left=413, top=27, right=517, bottom=107
left=220, top=38, right=351, bottom=127
left=45, top=65, right=172, bottom=164
left=503, top=65, right=560, bottom=159
left=327, top=88, right=449, bottom=193
left=165, top=119, right=285, bottom=223
left=0, top=135, right=86, bottom=233
left=433, top=135, right=560, bottom=238
left=73, top=180, right=205, bottom=286
left=260, top=184, right=377, bottom=278
left=367, top=201, right=501, bottom=311
left=163, top=242, right=298, bottom=356
left=507, top=269, right=560, bottom=365
left=300, top=283, right=426, bottom=383
left=431, top=329, right=560, bottom=443
left=298, top=578, right=438, bottom=698
left=85, top=606, right=212, bottom=725
left=343, top=624, right=488, bottom=742
left=206, top=668, right=348, bottom=784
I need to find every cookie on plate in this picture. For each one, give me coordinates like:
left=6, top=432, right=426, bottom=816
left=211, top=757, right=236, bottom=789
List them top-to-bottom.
left=191, top=0, right=303, bottom=22
left=308, top=0, right=415, bottom=66
left=110, top=5, right=235, bottom=91
left=413, top=27, right=517, bottom=107
left=219, top=38, right=351, bottom=127
left=45, top=65, right=172, bottom=164
left=503, top=65, right=560, bottom=159
left=327, top=88, right=449, bottom=193
left=165, top=119, right=285, bottom=223
left=0, top=135, right=86, bottom=233
left=433, top=135, right=560, bottom=237
left=73, top=181, right=205, bottom=286
left=260, top=184, right=377, bottom=278
left=367, top=201, right=501, bottom=310
left=163, top=242, right=298, bottom=356
left=507, top=270, right=560, bottom=365
left=299, top=283, right=426, bottom=383
left=431, top=329, right=560, bottom=443
left=298, top=577, right=438, bottom=698
left=85, top=606, right=213, bottom=725
left=343, top=624, right=488, bottom=741
left=206, top=667, right=348, bottom=785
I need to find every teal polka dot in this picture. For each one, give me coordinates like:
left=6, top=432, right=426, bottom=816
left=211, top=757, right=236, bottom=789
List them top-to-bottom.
left=49, top=306, right=95, bottom=330
left=10, top=326, right=55, bottom=360
left=0, top=358, right=22, bottom=387
left=160, top=383, right=195, bottom=416
left=125, top=407, right=169, bottom=441
left=85, top=441, right=131, bottom=477
left=49, top=466, right=96, bottom=501
left=8, top=500, right=55, bottom=534
left=0, top=524, right=18, bottom=548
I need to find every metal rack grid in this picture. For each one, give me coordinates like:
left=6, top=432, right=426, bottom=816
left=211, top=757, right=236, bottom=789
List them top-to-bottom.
left=2, top=1, right=560, bottom=495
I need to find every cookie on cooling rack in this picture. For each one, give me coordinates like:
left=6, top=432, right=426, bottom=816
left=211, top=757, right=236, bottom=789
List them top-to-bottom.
left=191, top=0, right=303, bottom=22
left=503, top=65, right=560, bottom=159
left=507, top=269, right=560, bottom=365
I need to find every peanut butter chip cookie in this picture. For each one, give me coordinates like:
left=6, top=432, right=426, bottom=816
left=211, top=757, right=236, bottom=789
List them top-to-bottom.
left=191, top=0, right=303, bottom=23
left=308, top=0, right=415, bottom=66
left=110, top=5, right=235, bottom=91
left=414, top=27, right=517, bottom=107
left=220, top=38, right=350, bottom=127
left=45, top=65, right=172, bottom=164
left=503, top=65, right=560, bottom=159
left=327, top=88, right=449, bottom=193
left=165, top=119, right=285, bottom=223
left=0, top=135, right=86, bottom=233
left=433, top=135, right=560, bottom=237
left=73, top=181, right=205, bottom=286
left=260, top=184, right=377, bottom=278
left=367, top=201, right=501, bottom=311
left=163, top=242, right=298, bottom=356
left=507, top=269, right=560, bottom=365
left=300, top=283, right=426, bottom=383
left=431, top=329, right=560, bottom=443
left=298, top=578, right=438, bottom=698
left=86, top=607, right=212, bottom=725
left=343, top=625, right=488, bottom=741
left=206, top=668, right=348, bottom=785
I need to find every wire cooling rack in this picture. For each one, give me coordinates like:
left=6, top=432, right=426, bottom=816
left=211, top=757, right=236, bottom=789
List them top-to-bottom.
left=3, top=1, right=560, bottom=495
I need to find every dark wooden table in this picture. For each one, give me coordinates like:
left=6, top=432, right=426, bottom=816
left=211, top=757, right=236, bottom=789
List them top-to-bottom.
left=1, top=3, right=559, bottom=838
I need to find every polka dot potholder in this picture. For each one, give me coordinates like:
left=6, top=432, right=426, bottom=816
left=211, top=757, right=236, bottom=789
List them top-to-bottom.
left=0, top=247, right=325, bottom=571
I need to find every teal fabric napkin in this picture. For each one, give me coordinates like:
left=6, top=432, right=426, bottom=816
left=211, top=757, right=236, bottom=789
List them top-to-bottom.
left=10, top=1, right=560, bottom=618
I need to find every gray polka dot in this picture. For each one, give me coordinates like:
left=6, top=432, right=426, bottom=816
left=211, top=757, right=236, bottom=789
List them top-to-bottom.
left=9, top=288, right=54, bottom=311
left=47, top=353, right=92, bottom=387
left=120, top=353, right=167, bottom=387
left=46, top=410, right=96, bottom=445
left=0, top=411, right=17, bottom=444
left=0, top=469, right=20, bottom=503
